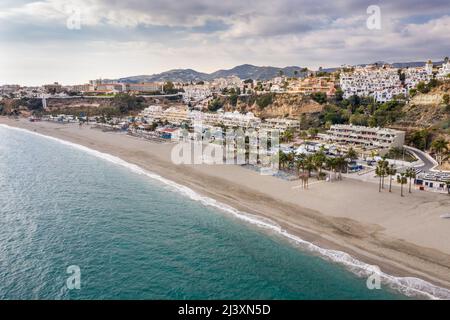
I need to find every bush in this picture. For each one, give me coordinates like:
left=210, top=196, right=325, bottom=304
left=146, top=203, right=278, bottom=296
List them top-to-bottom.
left=310, top=92, right=327, bottom=104
left=256, top=93, right=274, bottom=109
left=112, top=94, right=144, bottom=114
left=443, top=94, right=449, bottom=105
left=208, top=98, right=223, bottom=112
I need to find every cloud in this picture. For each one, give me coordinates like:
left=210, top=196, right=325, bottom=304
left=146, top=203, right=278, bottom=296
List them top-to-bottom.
left=0, top=0, right=449, bottom=85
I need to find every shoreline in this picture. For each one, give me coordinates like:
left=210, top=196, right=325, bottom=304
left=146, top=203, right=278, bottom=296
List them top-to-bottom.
left=2, top=117, right=450, bottom=299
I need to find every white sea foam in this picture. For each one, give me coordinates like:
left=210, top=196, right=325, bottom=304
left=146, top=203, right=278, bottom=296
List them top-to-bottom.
left=2, top=123, right=450, bottom=300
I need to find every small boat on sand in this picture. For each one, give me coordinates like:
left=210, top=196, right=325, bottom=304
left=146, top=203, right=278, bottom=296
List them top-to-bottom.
left=440, top=214, right=450, bottom=219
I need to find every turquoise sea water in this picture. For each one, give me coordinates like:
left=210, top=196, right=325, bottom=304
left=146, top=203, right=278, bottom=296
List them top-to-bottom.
left=0, top=125, right=405, bottom=299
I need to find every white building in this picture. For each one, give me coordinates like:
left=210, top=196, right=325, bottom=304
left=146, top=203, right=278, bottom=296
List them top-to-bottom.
left=404, top=61, right=433, bottom=91
left=437, top=61, right=450, bottom=80
left=340, top=65, right=407, bottom=102
left=211, top=76, right=243, bottom=91
left=182, top=84, right=212, bottom=104
left=141, top=105, right=164, bottom=119
left=141, top=105, right=299, bottom=132
left=260, top=118, right=301, bottom=131
left=323, top=124, right=405, bottom=151
left=415, top=172, right=450, bottom=194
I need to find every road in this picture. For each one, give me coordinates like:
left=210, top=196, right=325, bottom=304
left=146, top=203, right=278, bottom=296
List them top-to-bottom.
left=404, top=145, right=438, bottom=172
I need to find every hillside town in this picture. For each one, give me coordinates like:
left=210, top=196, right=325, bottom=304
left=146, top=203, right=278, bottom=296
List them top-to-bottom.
left=1, top=59, right=450, bottom=194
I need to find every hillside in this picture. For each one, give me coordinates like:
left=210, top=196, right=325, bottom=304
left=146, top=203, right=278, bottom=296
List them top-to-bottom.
left=115, top=64, right=307, bottom=83
left=396, top=82, right=450, bottom=130
left=214, top=93, right=324, bottom=119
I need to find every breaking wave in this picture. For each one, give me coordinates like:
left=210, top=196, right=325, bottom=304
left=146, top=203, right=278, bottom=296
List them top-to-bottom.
left=2, top=123, right=450, bottom=300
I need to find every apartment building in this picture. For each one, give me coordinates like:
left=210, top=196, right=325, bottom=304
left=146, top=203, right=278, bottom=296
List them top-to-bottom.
left=404, top=61, right=433, bottom=90
left=437, top=61, right=450, bottom=80
left=340, top=65, right=406, bottom=102
left=211, top=76, right=243, bottom=91
left=288, top=77, right=337, bottom=96
left=43, top=82, right=63, bottom=94
left=126, top=82, right=162, bottom=93
left=95, top=83, right=125, bottom=93
left=0, top=84, right=21, bottom=94
left=69, top=84, right=91, bottom=92
left=182, top=84, right=212, bottom=104
left=141, top=105, right=164, bottom=120
left=140, top=106, right=298, bottom=132
left=162, top=107, right=190, bottom=125
left=260, top=118, right=301, bottom=131
left=323, top=124, right=405, bottom=151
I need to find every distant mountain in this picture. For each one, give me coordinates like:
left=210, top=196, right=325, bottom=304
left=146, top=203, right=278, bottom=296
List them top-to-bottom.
left=114, top=60, right=447, bottom=83
left=392, top=61, right=444, bottom=68
left=115, top=64, right=307, bottom=83
left=206, top=64, right=306, bottom=81
left=117, top=69, right=209, bottom=83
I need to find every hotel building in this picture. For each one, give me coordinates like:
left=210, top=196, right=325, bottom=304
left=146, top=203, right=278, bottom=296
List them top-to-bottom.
left=260, top=118, right=301, bottom=131
left=322, top=124, right=405, bottom=151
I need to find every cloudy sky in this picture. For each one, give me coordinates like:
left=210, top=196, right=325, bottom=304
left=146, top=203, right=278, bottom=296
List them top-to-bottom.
left=1, top=0, right=450, bottom=85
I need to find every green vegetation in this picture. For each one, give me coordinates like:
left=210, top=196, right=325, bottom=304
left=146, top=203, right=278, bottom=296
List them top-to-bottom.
left=416, top=79, right=440, bottom=94
left=163, top=81, right=183, bottom=94
left=310, top=92, right=327, bottom=104
left=255, top=93, right=274, bottom=109
left=442, top=93, right=450, bottom=106
left=111, top=94, right=145, bottom=114
left=313, top=94, right=404, bottom=128
left=12, top=98, right=43, bottom=111
left=208, top=98, right=224, bottom=112
left=281, top=129, right=294, bottom=143
left=408, top=129, right=432, bottom=150
left=431, top=137, right=449, bottom=164
left=385, top=147, right=416, bottom=162
left=278, top=148, right=349, bottom=186
left=375, top=159, right=389, bottom=192
left=387, top=165, right=397, bottom=192
left=405, top=168, right=416, bottom=194
left=397, top=173, right=408, bottom=197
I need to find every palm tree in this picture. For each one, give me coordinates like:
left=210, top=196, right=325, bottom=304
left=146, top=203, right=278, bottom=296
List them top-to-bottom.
left=281, top=129, right=294, bottom=143
left=299, top=130, right=308, bottom=141
left=431, top=138, right=448, bottom=165
left=346, top=147, right=358, bottom=161
left=313, top=149, right=327, bottom=180
left=278, top=151, right=288, bottom=170
left=286, top=151, right=295, bottom=170
left=295, top=153, right=306, bottom=174
left=295, top=153, right=312, bottom=189
left=304, top=154, right=317, bottom=181
left=336, top=156, right=348, bottom=180
left=326, top=157, right=338, bottom=180
left=375, top=159, right=389, bottom=192
left=387, top=164, right=397, bottom=193
left=375, top=165, right=384, bottom=192
left=405, top=167, right=417, bottom=193
left=397, top=173, right=408, bottom=197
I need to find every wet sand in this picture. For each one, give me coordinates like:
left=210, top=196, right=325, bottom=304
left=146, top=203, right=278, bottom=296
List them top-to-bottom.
left=2, top=117, right=450, bottom=298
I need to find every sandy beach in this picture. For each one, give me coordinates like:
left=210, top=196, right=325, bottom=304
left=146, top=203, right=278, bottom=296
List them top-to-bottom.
left=2, top=117, right=450, bottom=297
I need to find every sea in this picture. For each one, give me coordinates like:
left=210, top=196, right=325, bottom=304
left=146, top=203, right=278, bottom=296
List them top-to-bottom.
left=0, top=123, right=443, bottom=300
